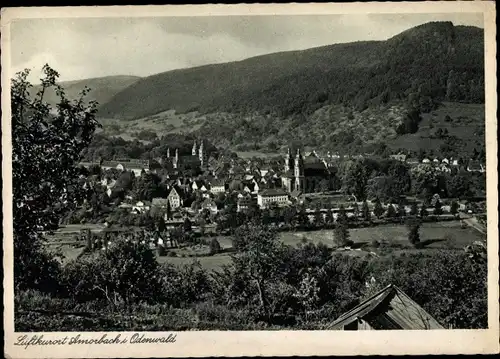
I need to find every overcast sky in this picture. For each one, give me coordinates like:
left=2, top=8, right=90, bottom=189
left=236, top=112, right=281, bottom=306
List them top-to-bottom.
left=10, top=13, right=483, bottom=82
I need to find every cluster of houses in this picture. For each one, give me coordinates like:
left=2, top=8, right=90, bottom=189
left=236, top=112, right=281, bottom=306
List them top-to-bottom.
left=78, top=140, right=486, bottom=222
left=389, top=153, right=485, bottom=173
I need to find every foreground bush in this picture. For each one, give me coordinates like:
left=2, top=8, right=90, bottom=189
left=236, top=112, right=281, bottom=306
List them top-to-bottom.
left=60, top=239, right=163, bottom=307
left=367, top=250, right=487, bottom=329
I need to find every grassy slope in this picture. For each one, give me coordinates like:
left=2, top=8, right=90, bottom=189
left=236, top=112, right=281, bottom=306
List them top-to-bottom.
left=30, top=75, right=140, bottom=108
left=99, top=100, right=484, bottom=157
left=387, top=101, right=485, bottom=153
left=157, top=221, right=484, bottom=271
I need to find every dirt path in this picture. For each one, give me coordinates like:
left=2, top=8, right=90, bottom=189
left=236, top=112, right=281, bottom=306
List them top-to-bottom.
left=462, top=217, right=486, bottom=235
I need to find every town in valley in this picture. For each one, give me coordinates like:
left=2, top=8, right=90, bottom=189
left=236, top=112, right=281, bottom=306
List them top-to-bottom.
left=11, top=14, right=489, bottom=332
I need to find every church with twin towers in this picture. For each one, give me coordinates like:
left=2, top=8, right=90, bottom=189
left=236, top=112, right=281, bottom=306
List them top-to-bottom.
left=159, top=139, right=207, bottom=171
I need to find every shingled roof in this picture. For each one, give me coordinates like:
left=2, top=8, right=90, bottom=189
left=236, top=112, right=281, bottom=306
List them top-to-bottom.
left=328, top=284, right=444, bottom=330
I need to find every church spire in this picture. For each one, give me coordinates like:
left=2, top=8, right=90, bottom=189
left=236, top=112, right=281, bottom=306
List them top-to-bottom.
left=198, top=140, right=205, bottom=167
left=167, top=147, right=170, bottom=158
left=284, top=147, right=291, bottom=173
left=173, top=148, right=179, bottom=169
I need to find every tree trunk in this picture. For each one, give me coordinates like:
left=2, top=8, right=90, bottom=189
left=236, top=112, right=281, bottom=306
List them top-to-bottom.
left=255, top=278, right=267, bottom=318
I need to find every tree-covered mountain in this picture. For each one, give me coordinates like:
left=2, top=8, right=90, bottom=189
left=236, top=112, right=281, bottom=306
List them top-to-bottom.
left=98, top=22, right=483, bottom=121
left=30, top=75, right=140, bottom=108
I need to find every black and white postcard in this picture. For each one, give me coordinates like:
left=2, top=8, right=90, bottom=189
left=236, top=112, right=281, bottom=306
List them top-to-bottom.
left=2, top=2, right=498, bottom=357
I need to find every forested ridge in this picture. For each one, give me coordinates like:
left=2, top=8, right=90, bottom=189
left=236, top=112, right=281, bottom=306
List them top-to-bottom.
left=98, top=22, right=483, bottom=120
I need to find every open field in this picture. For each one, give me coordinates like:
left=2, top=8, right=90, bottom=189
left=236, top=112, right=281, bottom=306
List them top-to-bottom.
left=387, top=102, right=484, bottom=153
left=156, top=220, right=484, bottom=270
left=282, top=220, right=484, bottom=249
left=46, top=224, right=106, bottom=241
left=47, top=242, right=86, bottom=263
left=156, top=253, right=232, bottom=271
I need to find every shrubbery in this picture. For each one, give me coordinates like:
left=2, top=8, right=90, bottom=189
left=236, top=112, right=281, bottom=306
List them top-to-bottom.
left=16, top=226, right=487, bottom=331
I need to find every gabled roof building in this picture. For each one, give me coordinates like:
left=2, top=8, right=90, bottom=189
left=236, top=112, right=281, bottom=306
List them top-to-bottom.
left=328, top=284, right=444, bottom=330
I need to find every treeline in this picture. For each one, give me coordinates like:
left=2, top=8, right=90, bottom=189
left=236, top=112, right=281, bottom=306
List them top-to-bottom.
left=80, top=133, right=219, bottom=162
left=339, top=157, right=485, bottom=203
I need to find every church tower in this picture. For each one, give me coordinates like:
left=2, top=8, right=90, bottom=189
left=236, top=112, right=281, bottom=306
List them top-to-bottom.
left=198, top=140, right=206, bottom=168
left=192, top=141, right=197, bottom=156
left=282, top=147, right=294, bottom=192
left=284, top=147, right=291, bottom=173
left=294, top=148, right=304, bottom=192
left=173, top=149, right=179, bottom=169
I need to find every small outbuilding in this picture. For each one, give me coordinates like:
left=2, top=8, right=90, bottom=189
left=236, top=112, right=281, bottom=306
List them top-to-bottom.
left=328, top=284, right=444, bottom=330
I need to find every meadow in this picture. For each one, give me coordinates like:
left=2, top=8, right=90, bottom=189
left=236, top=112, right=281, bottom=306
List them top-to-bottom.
left=155, top=220, right=484, bottom=271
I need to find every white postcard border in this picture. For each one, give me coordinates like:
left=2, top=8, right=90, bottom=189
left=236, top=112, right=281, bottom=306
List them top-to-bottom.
left=2, top=2, right=498, bottom=358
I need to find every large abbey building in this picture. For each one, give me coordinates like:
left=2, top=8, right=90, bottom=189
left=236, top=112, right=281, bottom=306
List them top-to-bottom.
left=158, top=140, right=207, bottom=172
left=281, top=148, right=335, bottom=193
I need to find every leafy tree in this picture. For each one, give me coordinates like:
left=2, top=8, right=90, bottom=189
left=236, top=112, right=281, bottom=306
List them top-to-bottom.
left=12, top=65, right=99, bottom=291
left=396, top=108, right=422, bottom=134
left=434, top=127, right=445, bottom=139
left=341, top=159, right=370, bottom=201
left=388, top=161, right=412, bottom=195
left=411, top=164, right=445, bottom=201
left=114, top=171, right=135, bottom=193
left=446, top=171, right=472, bottom=199
left=133, top=172, right=162, bottom=201
left=367, top=175, right=403, bottom=203
left=319, top=179, right=330, bottom=193
left=373, top=199, right=385, bottom=218
left=434, top=200, right=443, bottom=215
left=247, top=201, right=262, bottom=224
left=362, top=201, right=371, bottom=222
left=352, top=202, right=360, bottom=219
left=410, top=202, right=419, bottom=216
left=420, top=203, right=428, bottom=218
left=337, top=204, right=348, bottom=223
left=386, top=204, right=396, bottom=218
left=397, top=204, right=406, bottom=218
left=297, top=205, right=309, bottom=228
left=282, top=206, right=296, bottom=226
left=261, top=208, right=272, bottom=226
left=333, top=208, right=350, bottom=248
left=313, top=209, right=324, bottom=227
left=325, top=209, right=334, bottom=225
left=156, top=215, right=166, bottom=233
left=183, top=217, right=193, bottom=232
left=406, top=217, right=421, bottom=246
left=230, top=225, right=287, bottom=317
left=62, top=237, right=162, bottom=307
left=209, top=238, right=222, bottom=255
left=369, top=250, right=487, bottom=329
left=293, top=271, right=320, bottom=317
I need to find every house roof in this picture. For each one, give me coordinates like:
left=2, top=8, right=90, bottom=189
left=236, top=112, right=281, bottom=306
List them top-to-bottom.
left=101, top=159, right=150, bottom=170
left=467, top=160, right=483, bottom=171
left=192, top=179, right=205, bottom=188
left=210, top=179, right=226, bottom=187
left=243, top=181, right=258, bottom=191
left=167, top=186, right=182, bottom=198
left=259, top=188, right=288, bottom=197
left=152, top=197, right=169, bottom=206
left=202, top=198, right=217, bottom=207
left=328, top=284, right=444, bottom=330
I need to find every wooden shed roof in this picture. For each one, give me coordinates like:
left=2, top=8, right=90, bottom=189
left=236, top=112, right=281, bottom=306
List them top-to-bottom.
left=328, top=284, right=444, bottom=330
